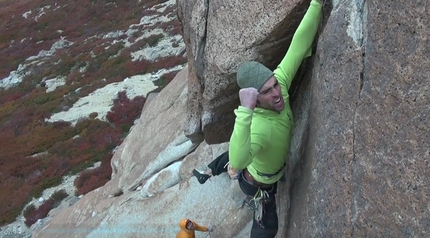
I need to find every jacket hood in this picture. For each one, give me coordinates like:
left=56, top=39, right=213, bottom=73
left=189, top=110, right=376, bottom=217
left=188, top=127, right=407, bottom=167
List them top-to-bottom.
left=179, top=218, right=190, bottom=230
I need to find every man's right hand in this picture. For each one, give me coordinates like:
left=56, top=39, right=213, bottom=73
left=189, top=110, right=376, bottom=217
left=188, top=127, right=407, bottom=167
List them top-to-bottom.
left=239, top=87, right=259, bottom=110
left=227, top=163, right=238, bottom=179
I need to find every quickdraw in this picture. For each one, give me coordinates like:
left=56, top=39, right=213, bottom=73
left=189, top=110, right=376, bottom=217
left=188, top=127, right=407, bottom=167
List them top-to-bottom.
left=248, top=188, right=270, bottom=228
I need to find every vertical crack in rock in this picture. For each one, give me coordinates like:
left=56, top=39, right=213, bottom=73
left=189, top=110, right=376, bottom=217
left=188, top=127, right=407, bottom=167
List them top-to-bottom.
left=184, top=0, right=210, bottom=142
left=191, top=0, right=209, bottom=141
left=193, top=0, right=209, bottom=89
left=197, top=0, right=210, bottom=138
left=348, top=0, right=367, bottom=97
left=350, top=0, right=367, bottom=158
left=351, top=0, right=367, bottom=232
left=358, top=0, right=367, bottom=98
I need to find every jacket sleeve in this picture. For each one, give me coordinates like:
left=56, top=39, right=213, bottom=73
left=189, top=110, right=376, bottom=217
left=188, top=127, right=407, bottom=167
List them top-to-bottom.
left=274, top=0, right=322, bottom=91
left=228, top=107, right=268, bottom=170
left=193, top=221, right=208, bottom=232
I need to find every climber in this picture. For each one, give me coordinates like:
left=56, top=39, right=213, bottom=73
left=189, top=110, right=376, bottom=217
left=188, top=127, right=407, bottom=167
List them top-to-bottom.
left=192, top=0, right=323, bottom=237
left=176, top=218, right=213, bottom=238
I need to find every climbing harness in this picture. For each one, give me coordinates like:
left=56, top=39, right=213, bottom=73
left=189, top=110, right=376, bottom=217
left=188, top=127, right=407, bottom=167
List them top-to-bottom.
left=255, top=162, right=285, bottom=178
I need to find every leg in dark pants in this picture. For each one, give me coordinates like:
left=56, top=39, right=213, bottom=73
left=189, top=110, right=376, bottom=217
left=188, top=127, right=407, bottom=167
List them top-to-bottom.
left=193, top=151, right=229, bottom=184
left=207, top=151, right=229, bottom=175
left=238, top=171, right=278, bottom=238
left=250, top=198, right=278, bottom=238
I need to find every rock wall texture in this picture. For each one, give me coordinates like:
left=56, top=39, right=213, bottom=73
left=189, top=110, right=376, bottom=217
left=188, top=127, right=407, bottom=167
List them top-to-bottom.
left=33, top=0, right=429, bottom=237
left=177, top=0, right=311, bottom=144
left=287, top=0, right=430, bottom=237
left=33, top=67, right=255, bottom=238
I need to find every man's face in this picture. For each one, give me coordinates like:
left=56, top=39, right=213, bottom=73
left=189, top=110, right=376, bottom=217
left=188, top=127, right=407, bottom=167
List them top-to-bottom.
left=257, top=76, right=285, bottom=112
left=186, top=220, right=194, bottom=230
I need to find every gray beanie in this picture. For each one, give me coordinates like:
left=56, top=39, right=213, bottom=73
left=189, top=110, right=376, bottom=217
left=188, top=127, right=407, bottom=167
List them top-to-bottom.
left=236, top=61, right=273, bottom=90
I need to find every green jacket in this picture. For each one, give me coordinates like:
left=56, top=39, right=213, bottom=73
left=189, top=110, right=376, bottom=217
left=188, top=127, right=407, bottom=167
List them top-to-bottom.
left=229, top=0, right=322, bottom=184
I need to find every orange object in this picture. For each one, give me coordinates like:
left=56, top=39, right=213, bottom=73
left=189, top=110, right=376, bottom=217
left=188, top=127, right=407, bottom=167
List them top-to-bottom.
left=176, top=218, right=209, bottom=238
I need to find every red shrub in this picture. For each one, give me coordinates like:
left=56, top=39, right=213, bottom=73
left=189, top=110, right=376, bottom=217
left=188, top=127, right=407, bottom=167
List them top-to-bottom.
left=0, top=0, right=181, bottom=226
left=129, top=39, right=148, bottom=52
left=152, top=55, right=187, bottom=70
left=126, top=59, right=152, bottom=75
left=153, top=70, right=180, bottom=88
left=0, top=90, right=24, bottom=103
left=106, top=91, right=146, bottom=131
left=74, top=155, right=112, bottom=195
left=0, top=176, right=31, bottom=225
left=24, top=199, right=54, bottom=226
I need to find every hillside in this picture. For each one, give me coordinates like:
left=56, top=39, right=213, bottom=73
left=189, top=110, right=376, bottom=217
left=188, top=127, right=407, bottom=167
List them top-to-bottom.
left=0, top=0, right=185, bottom=230
left=2, top=0, right=428, bottom=237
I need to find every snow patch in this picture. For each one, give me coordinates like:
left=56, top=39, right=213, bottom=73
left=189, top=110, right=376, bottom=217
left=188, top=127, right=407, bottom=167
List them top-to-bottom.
left=35, top=6, right=52, bottom=22
left=22, top=10, right=32, bottom=19
left=131, top=35, right=185, bottom=61
left=0, top=39, right=73, bottom=90
left=27, top=39, right=74, bottom=61
left=0, top=64, right=31, bottom=90
left=46, top=65, right=184, bottom=125
left=44, top=76, right=66, bottom=93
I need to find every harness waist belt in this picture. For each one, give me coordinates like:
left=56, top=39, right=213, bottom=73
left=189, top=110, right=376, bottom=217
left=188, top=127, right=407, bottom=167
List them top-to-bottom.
left=256, top=162, right=286, bottom=178
left=243, top=169, right=274, bottom=190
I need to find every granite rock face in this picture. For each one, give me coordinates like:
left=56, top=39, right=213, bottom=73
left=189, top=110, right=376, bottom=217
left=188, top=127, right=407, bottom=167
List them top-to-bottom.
left=33, top=0, right=430, bottom=237
left=177, top=0, right=310, bottom=144
left=287, top=0, right=430, bottom=237
left=33, top=68, right=255, bottom=238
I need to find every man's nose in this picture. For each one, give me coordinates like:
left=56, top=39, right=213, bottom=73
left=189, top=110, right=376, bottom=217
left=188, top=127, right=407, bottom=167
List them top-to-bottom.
left=271, top=88, right=280, bottom=97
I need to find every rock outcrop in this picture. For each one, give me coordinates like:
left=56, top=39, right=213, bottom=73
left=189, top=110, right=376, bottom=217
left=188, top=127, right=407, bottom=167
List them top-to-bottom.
left=34, top=0, right=430, bottom=237
left=178, top=0, right=312, bottom=144
left=286, top=0, right=430, bottom=236
left=33, top=67, right=254, bottom=238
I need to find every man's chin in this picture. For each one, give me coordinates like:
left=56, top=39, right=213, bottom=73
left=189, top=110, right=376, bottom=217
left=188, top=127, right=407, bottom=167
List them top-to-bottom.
left=275, top=102, right=285, bottom=112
